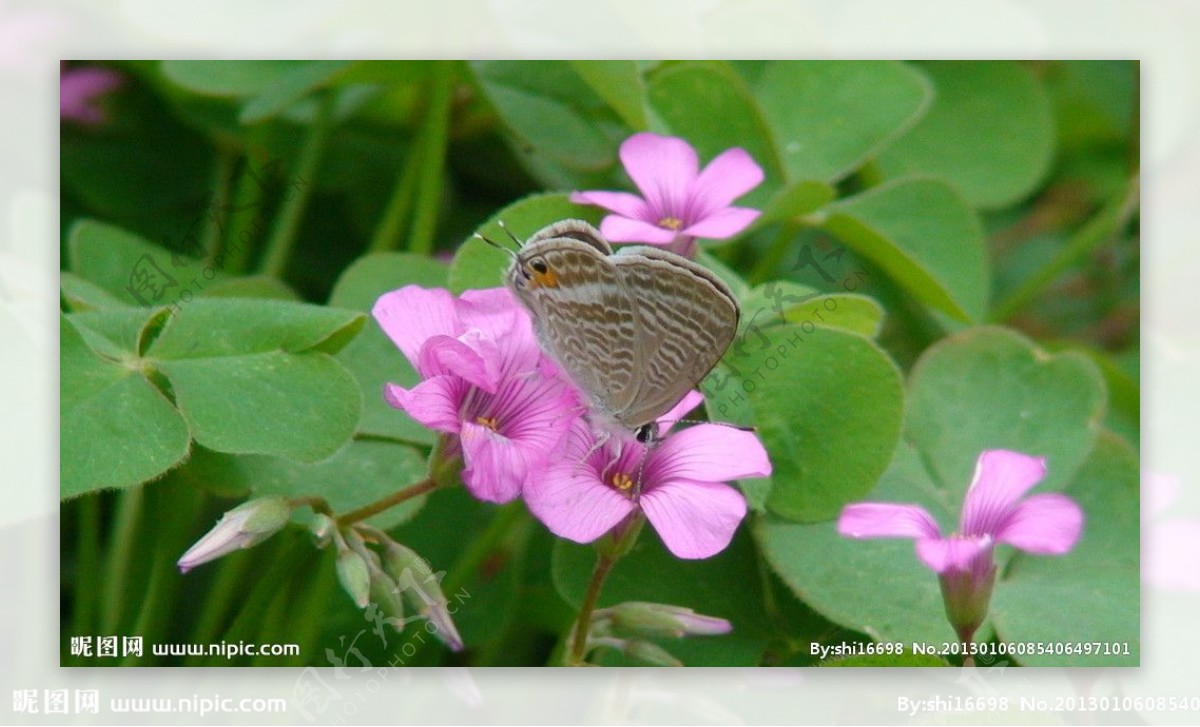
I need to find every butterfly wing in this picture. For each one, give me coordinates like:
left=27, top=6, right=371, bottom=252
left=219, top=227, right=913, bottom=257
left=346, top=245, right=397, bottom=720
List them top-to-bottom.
left=507, top=236, right=642, bottom=424
left=612, top=246, right=739, bottom=429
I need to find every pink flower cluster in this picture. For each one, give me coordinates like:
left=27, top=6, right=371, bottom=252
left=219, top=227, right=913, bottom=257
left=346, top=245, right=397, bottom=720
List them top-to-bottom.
left=373, top=285, right=771, bottom=559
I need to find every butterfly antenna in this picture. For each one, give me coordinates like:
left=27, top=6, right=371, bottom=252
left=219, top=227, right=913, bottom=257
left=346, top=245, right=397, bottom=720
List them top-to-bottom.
left=496, top=219, right=524, bottom=248
left=473, top=231, right=518, bottom=261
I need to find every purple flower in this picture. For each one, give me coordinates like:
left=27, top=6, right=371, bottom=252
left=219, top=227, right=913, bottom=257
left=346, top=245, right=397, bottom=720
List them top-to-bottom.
left=60, top=63, right=124, bottom=127
left=570, top=132, right=763, bottom=257
left=373, top=285, right=579, bottom=504
left=524, top=394, right=771, bottom=559
left=838, top=449, right=1084, bottom=643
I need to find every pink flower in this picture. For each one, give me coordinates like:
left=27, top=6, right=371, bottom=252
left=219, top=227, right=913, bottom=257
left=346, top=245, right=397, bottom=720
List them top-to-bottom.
left=60, top=63, right=124, bottom=127
left=570, top=132, right=763, bottom=257
left=373, top=285, right=580, bottom=503
left=524, top=394, right=771, bottom=559
left=838, top=449, right=1084, bottom=643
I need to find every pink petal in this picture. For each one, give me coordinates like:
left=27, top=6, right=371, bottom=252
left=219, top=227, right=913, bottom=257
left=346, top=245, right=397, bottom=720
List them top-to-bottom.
left=60, top=66, right=123, bottom=125
left=619, top=132, right=698, bottom=218
left=688, top=147, right=764, bottom=215
left=569, top=190, right=652, bottom=221
left=682, top=206, right=761, bottom=239
left=598, top=215, right=678, bottom=245
left=373, top=286, right=461, bottom=368
left=457, top=288, right=524, bottom=342
left=417, top=333, right=500, bottom=392
left=489, top=376, right=580, bottom=454
left=383, top=378, right=463, bottom=433
left=659, top=390, right=705, bottom=426
left=459, top=421, right=527, bottom=503
left=647, top=424, right=772, bottom=483
left=960, top=450, right=1048, bottom=536
left=525, top=453, right=636, bottom=544
left=640, top=479, right=747, bottom=559
left=994, top=493, right=1083, bottom=555
left=838, top=503, right=943, bottom=540
left=915, top=536, right=991, bottom=574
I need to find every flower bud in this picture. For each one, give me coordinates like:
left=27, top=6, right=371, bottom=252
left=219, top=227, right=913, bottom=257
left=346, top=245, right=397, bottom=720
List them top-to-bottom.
left=177, top=496, right=292, bottom=573
left=309, top=513, right=336, bottom=547
left=383, top=541, right=463, bottom=652
left=335, top=548, right=372, bottom=609
left=607, top=602, right=732, bottom=639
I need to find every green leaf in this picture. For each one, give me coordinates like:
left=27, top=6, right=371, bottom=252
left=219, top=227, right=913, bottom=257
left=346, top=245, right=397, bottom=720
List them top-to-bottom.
left=161, top=60, right=316, bottom=97
left=736, top=60, right=932, bottom=183
left=239, top=61, right=356, bottom=124
left=470, top=61, right=620, bottom=171
left=567, top=61, right=648, bottom=130
left=646, top=61, right=781, bottom=208
left=876, top=62, right=1055, bottom=209
left=822, top=178, right=988, bottom=323
left=756, top=181, right=836, bottom=227
left=448, top=192, right=601, bottom=294
left=68, top=219, right=227, bottom=307
left=329, top=252, right=449, bottom=444
left=61, top=272, right=133, bottom=312
left=201, top=276, right=299, bottom=301
left=781, top=294, right=886, bottom=339
left=145, top=299, right=365, bottom=359
left=61, top=316, right=190, bottom=498
left=706, top=325, right=904, bottom=522
left=906, top=326, right=1106, bottom=494
left=159, top=352, right=361, bottom=463
left=990, top=432, right=1139, bottom=666
left=181, top=440, right=428, bottom=530
left=755, top=444, right=956, bottom=646
left=551, top=529, right=773, bottom=666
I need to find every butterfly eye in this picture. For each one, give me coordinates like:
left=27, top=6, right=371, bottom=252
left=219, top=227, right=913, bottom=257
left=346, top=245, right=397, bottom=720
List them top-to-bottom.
left=530, top=259, right=548, bottom=275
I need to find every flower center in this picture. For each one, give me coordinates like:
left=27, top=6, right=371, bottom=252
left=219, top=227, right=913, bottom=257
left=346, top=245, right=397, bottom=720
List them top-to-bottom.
left=658, top=216, right=683, bottom=230
left=475, top=415, right=500, bottom=431
left=609, top=471, right=636, bottom=494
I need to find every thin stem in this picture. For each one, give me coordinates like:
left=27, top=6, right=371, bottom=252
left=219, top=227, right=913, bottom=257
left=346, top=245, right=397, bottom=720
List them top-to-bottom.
left=407, top=62, right=456, bottom=256
left=259, top=93, right=336, bottom=278
left=221, top=142, right=270, bottom=275
left=201, top=144, right=238, bottom=266
left=368, top=147, right=422, bottom=253
left=989, top=173, right=1140, bottom=323
left=747, top=222, right=800, bottom=286
left=336, top=477, right=438, bottom=527
left=100, top=487, right=144, bottom=634
left=72, top=495, right=101, bottom=641
left=184, top=550, right=257, bottom=664
left=568, top=552, right=618, bottom=666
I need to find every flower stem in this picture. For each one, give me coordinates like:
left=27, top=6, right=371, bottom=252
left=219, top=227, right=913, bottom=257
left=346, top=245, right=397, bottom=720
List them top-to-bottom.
left=407, top=61, right=456, bottom=256
left=259, top=92, right=336, bottom=278
left=201, top=144, right=237, bottom=266
left=368, top=147, right=421, bottom=252
left=989, top=173, right=1139, bottom=322
left=747, top=221, right=800, bottom=286
left=335, top=477, right=438, bottom=526
left=100, top=487, right=143, bottom=634
left=72, top=495, right=101, bottom=640
left=566, top=514, right=644, bottom=666
left=568, top=551, right=618, bottom=666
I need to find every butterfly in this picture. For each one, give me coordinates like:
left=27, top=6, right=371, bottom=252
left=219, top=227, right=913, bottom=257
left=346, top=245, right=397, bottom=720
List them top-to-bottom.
left=502, top=219, right=739, bottom=443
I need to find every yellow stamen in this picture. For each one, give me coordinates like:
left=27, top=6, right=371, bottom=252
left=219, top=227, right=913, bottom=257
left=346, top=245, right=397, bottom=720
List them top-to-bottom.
left=658, top=216, right=683, bottom=230
left=475, top=415, right=499, bottom=431
left=610, top=472, right=635, bottom=493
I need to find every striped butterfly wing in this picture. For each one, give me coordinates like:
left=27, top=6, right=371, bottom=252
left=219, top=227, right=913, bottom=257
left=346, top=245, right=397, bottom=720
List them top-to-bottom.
left=508, top=239, right=643, bottom=423
left=612, top=246, right=740, bottom=429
